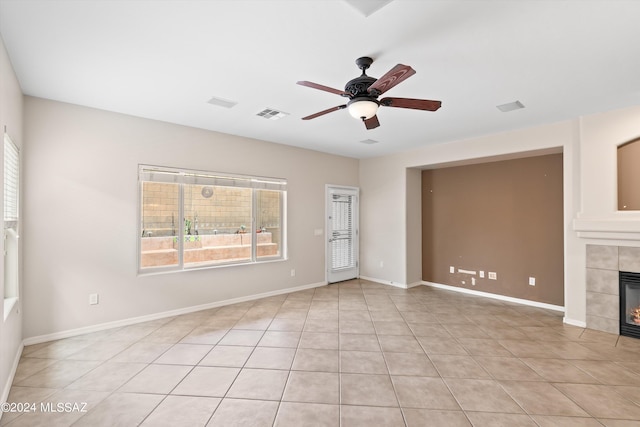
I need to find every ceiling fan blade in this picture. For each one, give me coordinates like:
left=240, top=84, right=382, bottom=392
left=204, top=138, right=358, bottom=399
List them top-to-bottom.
left=367, top=64, right=416, bottom=95
left=297, top=81, right=347, bottom=96
left=380, top=97, right=442, bottom=111
left=301, top=105, right=347, bottom=120
left=364, top=115, right=380, bottom=130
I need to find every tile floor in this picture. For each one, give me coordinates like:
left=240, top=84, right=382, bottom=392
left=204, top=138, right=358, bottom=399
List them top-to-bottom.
left=3, top=279, right=640, bottom=426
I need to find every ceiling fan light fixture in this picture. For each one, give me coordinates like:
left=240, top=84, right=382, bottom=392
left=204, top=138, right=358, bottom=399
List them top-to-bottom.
left=347, top=98, right=379, bottom=120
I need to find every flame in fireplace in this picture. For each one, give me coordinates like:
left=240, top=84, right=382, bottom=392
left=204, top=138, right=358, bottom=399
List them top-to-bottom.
left=631, top=306, right=640, bottom=324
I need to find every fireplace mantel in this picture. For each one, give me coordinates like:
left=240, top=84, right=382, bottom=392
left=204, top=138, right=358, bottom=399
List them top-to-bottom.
left=574, top=216, right=640, bottom=241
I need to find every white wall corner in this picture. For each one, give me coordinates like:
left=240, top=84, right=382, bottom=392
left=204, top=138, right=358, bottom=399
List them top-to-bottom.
left=405, top=167, right=423, bottom=285
left=359, top=275, right=408, bottom=289
left=406, top=281, right=423, bottom=288
left=563, top=317, right=587, bottom=328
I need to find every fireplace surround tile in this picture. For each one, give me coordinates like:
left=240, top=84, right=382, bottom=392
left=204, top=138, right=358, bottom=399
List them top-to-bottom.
left=586, top=245, right=618, bottom=270
left=620, top=246, right=640, bottom=273
left=586, top=268, right=619, bottom=295
left=586, top=292, right=619, bottom=320
left=585, top=315, right=618, bottom=334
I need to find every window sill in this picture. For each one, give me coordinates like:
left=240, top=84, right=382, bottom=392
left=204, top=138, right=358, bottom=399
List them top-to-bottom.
left=137, top=256, right=287, bottom=277
left=3, top=297, right=18, bottom=322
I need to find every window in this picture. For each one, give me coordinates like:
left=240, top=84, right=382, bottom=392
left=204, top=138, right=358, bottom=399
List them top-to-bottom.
left=4, top=133, right=19, bottom=318
left=139, top=165, right=286, bottom=272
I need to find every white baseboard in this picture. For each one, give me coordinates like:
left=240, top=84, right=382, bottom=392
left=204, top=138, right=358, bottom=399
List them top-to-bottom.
left=358, top=276, right=408, bottom=289
left=22, top=277, right=579, bottom=347
left=23, top=281, right=327, bottom=346
left=422, top=281, right=565, bottom=312
left=563, top=317, right=587, bottom=328
left=1, top=342, right=23, bottom=412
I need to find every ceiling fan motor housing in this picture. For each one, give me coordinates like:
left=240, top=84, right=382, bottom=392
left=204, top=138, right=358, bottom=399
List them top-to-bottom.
left=345, top=57, right=380, bottom=98
left=345, top=57, right=380, bottom=121
left=345, top=75, right=378, bottom=98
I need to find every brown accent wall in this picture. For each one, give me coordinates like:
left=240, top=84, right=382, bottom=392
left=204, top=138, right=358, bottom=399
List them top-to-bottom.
left=618, top=138, right=640, bottom=210
left=422, top=154, right=564, bottom=306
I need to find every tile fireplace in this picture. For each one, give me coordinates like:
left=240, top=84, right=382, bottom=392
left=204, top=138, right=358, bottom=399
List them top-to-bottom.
left=586, top=245, right=640, bottom=334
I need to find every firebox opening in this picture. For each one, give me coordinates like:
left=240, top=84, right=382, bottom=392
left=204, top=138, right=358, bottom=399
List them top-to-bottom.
left=620, top=271, right=640, bottom=339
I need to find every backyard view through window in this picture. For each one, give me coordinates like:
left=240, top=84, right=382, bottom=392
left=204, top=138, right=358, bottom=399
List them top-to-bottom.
left=139, top=165, right=286, bottom=272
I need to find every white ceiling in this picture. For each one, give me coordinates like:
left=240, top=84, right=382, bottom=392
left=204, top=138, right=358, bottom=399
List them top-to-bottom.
left=2, top=0, right=640, bottom=159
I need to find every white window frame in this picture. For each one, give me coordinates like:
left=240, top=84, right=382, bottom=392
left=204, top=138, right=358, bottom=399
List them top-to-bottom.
left=138, top=164, right=287, bottom=274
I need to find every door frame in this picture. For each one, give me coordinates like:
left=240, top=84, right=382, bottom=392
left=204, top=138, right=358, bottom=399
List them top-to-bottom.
left=325, top=184, right=360, bottom=284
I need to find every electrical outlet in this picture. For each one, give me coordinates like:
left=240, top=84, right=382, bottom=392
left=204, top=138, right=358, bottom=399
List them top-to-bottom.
left=380, top=261, right=384, bottom=268
left=449, top=266, right=455, bottom=274
left=290, top=269, right=296, bottom=277
left=479, top=271, right=485, bottom=278
left=488, top=272, right=497, bottom=280
left=471, top=277, right=476, bottom=286
left=529, top=277, right=536, bottom=286
left=89, top=293, right=99, bottom=305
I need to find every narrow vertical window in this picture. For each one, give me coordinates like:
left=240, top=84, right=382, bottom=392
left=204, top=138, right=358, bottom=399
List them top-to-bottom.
left=4, top=133, right=20, bottom=315
left=139, top=165, right=287, bottom=273
left=140, top=181, right=180, bottom=269
left=256, top=189, right=283, bottom=260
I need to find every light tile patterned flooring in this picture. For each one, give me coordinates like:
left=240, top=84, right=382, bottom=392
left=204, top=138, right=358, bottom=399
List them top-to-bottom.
left=3, top=279, right=640, bottom=426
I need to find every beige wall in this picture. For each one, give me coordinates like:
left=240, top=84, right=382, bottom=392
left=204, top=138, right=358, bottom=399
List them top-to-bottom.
left=0, top=35, right=23, bottom=408
left=22, top=97, right=358, bottom=339
left=421, top=154, right=564, bottom=306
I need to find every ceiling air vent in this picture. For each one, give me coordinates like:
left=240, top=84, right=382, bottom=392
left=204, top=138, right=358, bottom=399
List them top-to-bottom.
left=207, top=96, right=237, bottom=109
left=496, top=100, right=525, bottom=112
left=256, top=108, right=289, bottom=120
left=359, top=139, right=379, bottom=145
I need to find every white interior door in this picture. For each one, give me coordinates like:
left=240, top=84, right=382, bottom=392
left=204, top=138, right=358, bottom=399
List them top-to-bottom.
left=327, top=186, right=359, bottom=283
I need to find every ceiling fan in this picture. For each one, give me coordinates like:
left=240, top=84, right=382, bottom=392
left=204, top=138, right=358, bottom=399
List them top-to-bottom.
left=297, top=56, right=442, bottom=130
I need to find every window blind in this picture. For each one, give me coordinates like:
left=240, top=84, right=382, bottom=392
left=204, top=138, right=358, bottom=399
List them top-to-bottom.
left=4, top=134, right=19, bottom=223
left=139, top=165, right=287, bottom=191
left=331, top=194, right=354, bottom=270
